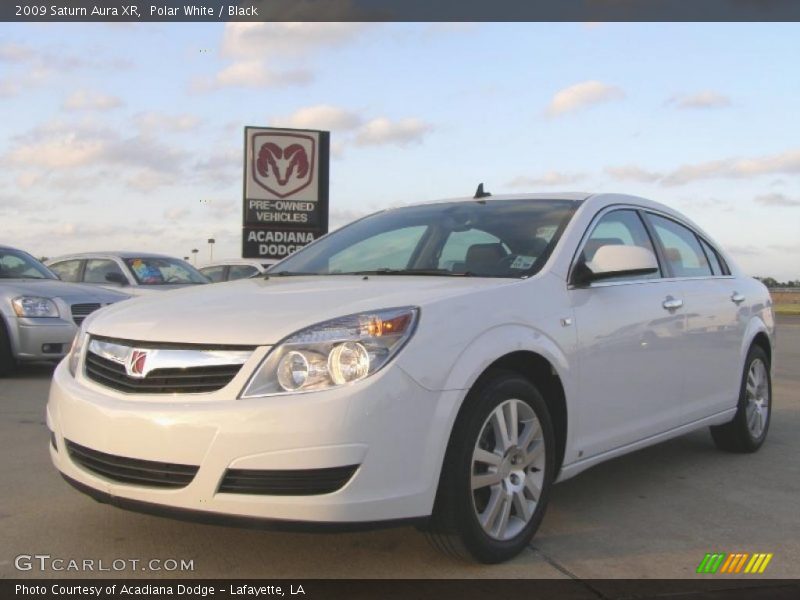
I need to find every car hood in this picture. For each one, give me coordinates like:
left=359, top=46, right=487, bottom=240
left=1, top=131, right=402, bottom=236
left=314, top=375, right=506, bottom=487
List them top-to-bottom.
left=87, top=275, right=516, bottom=345
left=0, top=279, right=129, bottom=303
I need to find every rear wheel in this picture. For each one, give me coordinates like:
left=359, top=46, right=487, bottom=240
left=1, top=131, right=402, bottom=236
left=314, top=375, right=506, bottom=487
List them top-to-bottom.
left=710, top=345, right=771, bottom=453
left=431, top=370, right=555, bottom=563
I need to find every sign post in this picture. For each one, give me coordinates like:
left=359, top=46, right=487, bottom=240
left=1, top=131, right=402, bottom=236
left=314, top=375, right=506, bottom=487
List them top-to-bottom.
left=242, top=126, right=330, bottom=260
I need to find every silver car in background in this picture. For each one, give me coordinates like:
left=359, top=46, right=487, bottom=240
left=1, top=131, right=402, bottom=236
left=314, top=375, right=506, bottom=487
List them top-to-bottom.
left=0, top=245, right=128, bottom=376
left=46, top=252, right=210, bottom=297
left=199, top=259, right=277, bottom=283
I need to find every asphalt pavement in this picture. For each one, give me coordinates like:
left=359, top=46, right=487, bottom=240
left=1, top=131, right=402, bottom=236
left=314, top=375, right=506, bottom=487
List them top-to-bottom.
left=1, top=316, right=798, bottom=584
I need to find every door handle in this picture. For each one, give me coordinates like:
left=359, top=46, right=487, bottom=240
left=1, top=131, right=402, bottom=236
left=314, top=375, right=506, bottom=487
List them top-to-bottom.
left=731, top=292, right=745, bottom=305
left=662, top=296, right=683, bottom=311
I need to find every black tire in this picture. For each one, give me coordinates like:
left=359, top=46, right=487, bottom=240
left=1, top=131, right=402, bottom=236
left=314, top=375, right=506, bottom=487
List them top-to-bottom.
left=0, top=317, right=15, bottom=377
left=710, top=345, right=771, bottom=453
left=431, top=369, right=555, bottom=563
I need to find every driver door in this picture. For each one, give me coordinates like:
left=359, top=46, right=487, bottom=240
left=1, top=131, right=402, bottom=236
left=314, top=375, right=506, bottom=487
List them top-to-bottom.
left=569, top=208, right=687, bottom=458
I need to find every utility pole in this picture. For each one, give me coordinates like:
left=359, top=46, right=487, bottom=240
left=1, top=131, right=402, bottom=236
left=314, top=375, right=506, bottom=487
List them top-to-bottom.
left=208, top=238, right=215, bottom=263
left=191, top=248, right=199, bottom=265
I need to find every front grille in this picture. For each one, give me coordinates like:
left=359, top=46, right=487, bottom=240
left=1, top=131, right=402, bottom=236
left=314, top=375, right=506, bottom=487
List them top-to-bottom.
left=71, top=303, right=101, bottom=325
left=85, top=351, right=243, bottom=394
left=66, top=440, right=199, bottom=489
left=218, top=465, right=359, bottom=496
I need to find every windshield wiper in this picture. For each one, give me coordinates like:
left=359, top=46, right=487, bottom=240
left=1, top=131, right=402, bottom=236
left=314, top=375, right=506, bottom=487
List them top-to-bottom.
left=335, top=268, right=473, bottom=277
left=269, top=271, right=318, bottom=277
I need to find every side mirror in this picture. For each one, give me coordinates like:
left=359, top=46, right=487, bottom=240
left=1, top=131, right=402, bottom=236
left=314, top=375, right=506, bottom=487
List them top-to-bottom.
left=573, top=245, right=658, bottom=286
left=105, top=272, right=128, bottom=286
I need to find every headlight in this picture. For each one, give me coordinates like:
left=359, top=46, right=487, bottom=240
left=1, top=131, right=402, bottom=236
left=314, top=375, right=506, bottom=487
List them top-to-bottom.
left=12, top=296, right=59, bottom=318
left=241, top=306, right=419, bottom=398
left=67, top=324, right=88, bottom=377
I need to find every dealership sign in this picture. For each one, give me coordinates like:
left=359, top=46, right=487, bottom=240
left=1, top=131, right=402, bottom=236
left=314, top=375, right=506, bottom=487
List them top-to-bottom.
left=242, top=127, right=329, bottom=260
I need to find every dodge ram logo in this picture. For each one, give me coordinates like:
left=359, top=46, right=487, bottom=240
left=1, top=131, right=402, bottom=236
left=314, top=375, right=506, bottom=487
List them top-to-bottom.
left=252, top=133, right=316, bottom=198
left=126, top=349, right=148, bottom=378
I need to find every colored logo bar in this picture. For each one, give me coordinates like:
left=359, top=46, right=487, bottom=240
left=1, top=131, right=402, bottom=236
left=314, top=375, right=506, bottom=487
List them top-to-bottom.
left=697, top=553, right=773, bottom=574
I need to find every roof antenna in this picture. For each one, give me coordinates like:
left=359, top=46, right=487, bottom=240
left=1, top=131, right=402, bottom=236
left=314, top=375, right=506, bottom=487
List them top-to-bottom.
left=474, top=183, right=491, bottom=199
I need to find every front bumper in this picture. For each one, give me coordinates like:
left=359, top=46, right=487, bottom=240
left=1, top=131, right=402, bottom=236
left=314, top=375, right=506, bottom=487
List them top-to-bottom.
left=12, top=316, right=76, bottom=361
left=47, top=360, right=460, bottom=524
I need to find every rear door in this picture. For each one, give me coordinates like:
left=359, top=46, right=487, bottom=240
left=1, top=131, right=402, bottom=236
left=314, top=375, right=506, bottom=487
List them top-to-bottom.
left=570, top=208, right=687, bottom=457
left=644, top=213, right=744, bottom=420
left=83, top=258, right=131, bottom=290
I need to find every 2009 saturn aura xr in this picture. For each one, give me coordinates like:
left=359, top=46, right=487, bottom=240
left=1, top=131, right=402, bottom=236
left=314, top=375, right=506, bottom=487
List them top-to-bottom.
left=47, top=192, right=774, bottom=563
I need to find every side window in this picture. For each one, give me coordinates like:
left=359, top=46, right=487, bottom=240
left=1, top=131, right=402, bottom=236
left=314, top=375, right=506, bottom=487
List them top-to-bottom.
left=580, top=209, right=660, bottom=281
left=648, top=214, right=713, bottom=278
left=328, top=226, right=427, bottom=273
left=437, top=229, right=506, bottom=272
left=699, top=238, right=724, bottom=276
left=84, top=259, right=126, bottom=284
left=49, top=260, right=82, bottom=282
left=228, top=265, right=259, bottom=280
left=199, top=266, right=225, bottom=283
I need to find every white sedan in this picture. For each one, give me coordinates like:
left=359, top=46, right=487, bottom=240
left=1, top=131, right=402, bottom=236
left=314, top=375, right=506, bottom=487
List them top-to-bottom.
left=47, top=192, right=774, bottom=563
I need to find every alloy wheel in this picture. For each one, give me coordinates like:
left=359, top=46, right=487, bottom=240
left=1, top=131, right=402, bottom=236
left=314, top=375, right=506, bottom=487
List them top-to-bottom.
left=745, top=358, right=769, bottom=439
left=470, top=398, right=546, bottom=541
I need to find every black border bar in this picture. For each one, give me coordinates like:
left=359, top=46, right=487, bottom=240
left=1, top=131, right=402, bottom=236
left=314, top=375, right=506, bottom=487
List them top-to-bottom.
left=4, top=1, right=800, bottom=22
left=4, top=579, right=800, bottom=600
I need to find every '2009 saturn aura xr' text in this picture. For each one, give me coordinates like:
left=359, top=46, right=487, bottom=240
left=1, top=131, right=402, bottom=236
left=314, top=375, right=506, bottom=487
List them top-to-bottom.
left=47, top=191, right=774, bottom=563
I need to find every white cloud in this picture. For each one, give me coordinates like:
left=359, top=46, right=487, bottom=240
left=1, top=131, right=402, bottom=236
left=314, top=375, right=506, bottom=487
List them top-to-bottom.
left=221, top=22, right=367, bottom=59
left=195, top=23, right=366, bottom=94
left=0, top=42, right=35, bottom=63
left=192, top=60, right=312, bottom=92
left=0, top=79, right=20, bottom=97
left=545, top=80, right=625, bottom=117
left=62, top=89, right=123, bottom=112
left=669, top=91, right=731, bottom=110
left=272, top=105, right=363, bottom=131
left=134, top=111, right=201, bottom=133
left=354, top=117, right=432, bottom=147
left=3, top=120, right=189, bottom=194
left=6, top=133, right=107, bottom=169
left=193, top=148, right=241, bottom=186
left=605, top=149, right=800, bottom=186
left=662, top=149, right=800, bottom=186
left=604, top=165, right=662, bottom=183
left=15, top=171, right=41, bottom=189
left=507, top=171, right=586, bottom=187
left=754, top=193, right=800, bottom=207
left=164, top=207, right=191, bottom=220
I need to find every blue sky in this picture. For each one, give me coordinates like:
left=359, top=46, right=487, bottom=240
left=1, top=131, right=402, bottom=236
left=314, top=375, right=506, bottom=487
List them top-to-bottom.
left=1, top=22, right=798, bottom=279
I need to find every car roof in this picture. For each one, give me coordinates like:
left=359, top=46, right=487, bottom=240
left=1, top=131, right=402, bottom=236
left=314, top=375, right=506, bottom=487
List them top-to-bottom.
left=400, top=192, right=686, bottom=223
left=410, top=192, right=592, bottom=207
left=46, top=251, right=181, bottom=262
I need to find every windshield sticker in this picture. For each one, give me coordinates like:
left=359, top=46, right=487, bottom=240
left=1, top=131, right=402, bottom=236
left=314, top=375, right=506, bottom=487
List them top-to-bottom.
left=510, top=255, right=536, bottom=270
left=130, top=259, right=164, bottom=283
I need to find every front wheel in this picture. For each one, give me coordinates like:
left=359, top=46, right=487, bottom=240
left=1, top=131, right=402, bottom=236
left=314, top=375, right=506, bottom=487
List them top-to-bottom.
left=0, top=319, right=15, bottom=377
left=710, top=345, right=771, bottom=453
left=432, top=371, right=555, bottom=563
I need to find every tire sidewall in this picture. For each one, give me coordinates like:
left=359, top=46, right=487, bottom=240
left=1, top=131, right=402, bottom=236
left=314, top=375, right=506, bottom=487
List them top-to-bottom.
left=0, top=317, right=15, bottom=377
left=737, top=346, right=772, bottom=450
left=449, top=372, right=556, bottom=562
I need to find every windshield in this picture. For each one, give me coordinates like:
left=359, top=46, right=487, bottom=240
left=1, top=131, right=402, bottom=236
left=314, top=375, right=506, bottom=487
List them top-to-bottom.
left=273, top=199, right=578, bottom=278
left=0, top=248, right=57, bottom=280
left=124, top=257, right=209, bottom=285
